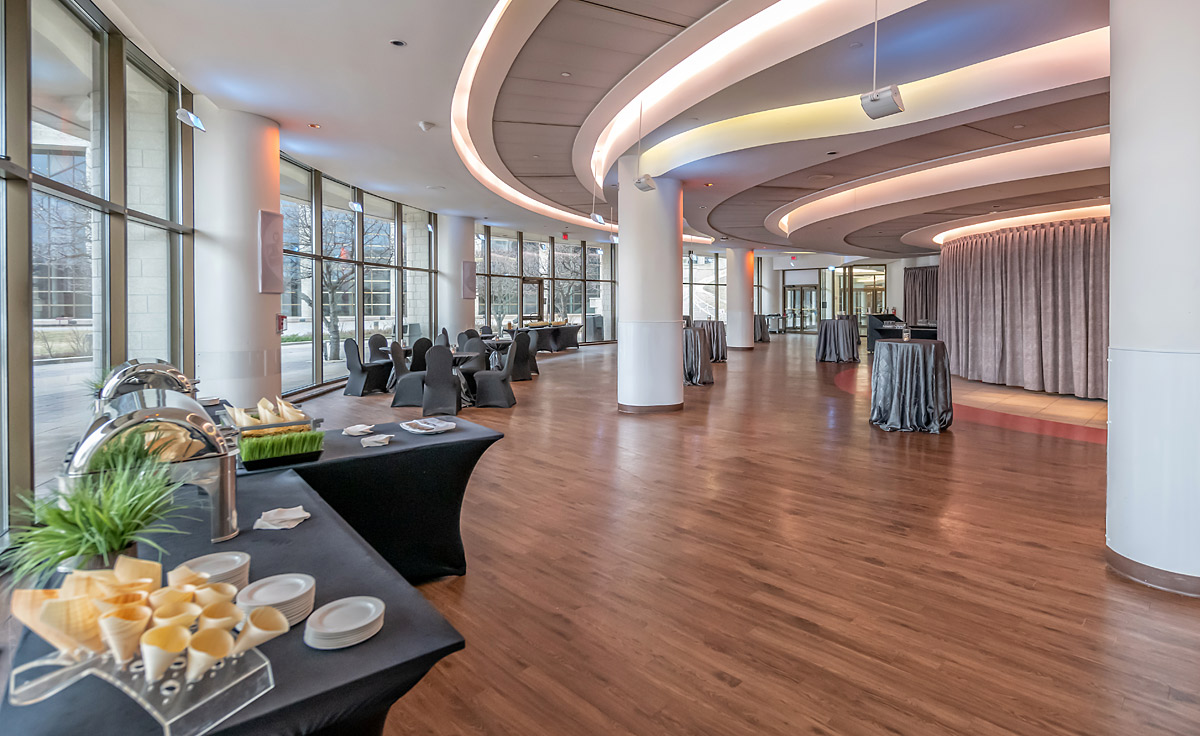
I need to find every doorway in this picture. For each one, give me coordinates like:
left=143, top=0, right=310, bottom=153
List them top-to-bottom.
left=521, top=278, right=546, bottom=324
left=785, top=285, right=819, bottom=333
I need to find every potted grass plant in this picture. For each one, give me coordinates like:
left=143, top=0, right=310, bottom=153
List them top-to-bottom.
left=238, top=430, right=325, bottom=471
left=0, top=431, right=187, bottom=585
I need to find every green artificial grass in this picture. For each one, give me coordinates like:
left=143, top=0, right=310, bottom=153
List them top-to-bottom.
left=238, top=430, right=325, bottom=463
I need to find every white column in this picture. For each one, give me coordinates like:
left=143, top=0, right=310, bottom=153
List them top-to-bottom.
left=1107, top=0, right=1200, bottom=592
left=193, top=97, right=282, bottom=407
left=616, top=155, right=683, bottom=412
left=436, top=214, right=476, bottom=336
left=725, top=247, right=755, bottom=349
left=763, top=259, right=783, bottom=316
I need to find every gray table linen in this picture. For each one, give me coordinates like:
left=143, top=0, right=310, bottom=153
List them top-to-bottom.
left=754, top=315, right=771, bottom=343
left=693, top=319, right=728, bottom=363
left=816, top=319, right=860, bottom=362
left=683, top=327, right=714, bottom=385
left=869, top=339, right=954, bottom=433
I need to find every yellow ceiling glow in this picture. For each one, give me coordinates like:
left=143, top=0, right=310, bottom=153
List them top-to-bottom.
left=932, top=205, right=1110, bottom=245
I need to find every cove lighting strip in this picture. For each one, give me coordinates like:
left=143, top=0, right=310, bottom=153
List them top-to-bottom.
left=588, top=0, right=835, bottom=192
left=451, top=1, right=711, bottom=244
left=932, top=205, right=1110, bottom=245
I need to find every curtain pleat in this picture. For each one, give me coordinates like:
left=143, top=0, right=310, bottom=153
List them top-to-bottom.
left=937, top=218, right=1108, bottom=399
left=903, top=266, right=939, bottom=323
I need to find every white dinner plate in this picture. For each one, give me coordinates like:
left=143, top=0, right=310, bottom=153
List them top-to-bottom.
left=399, top=419, right=455, bottom=435
left=185, top=551, right=250, bottom=579
left=236, top=573, right=315, bottom=608
left=306, top=597, right=385, bottom=635
left=304, top=618, right=384, bottom=650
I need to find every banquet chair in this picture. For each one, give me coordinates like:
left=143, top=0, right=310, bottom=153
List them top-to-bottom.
left=480, top=325, right=494, bottom=337
left=435, top=328, right=450, bottom=347
left=465, top=328, right=481, bottom=339
left=526, top=329, right=540, bottom=375
left=456, top=331, right=470, bottom=351
left=474, top=331, right=524, bottom=408
left=510, top=331, right=533, bottom=381
left=366, top=333, right=390, bottom=365
left=409, top=337, right=433, bottom=372
left=458, top=337, right=489, bottom=395
left=343, top=338, right=391, bottom=396
left=390, top=341, right=425, bottom=407
left=421, top=345, right=461, bottom=417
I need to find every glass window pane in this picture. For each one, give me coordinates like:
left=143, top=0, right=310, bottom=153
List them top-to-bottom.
left=32, top=0, right=104, bottom=196
left=125, top=64, right=171, bottom=219
left=281, top=159, right=313, bottom=253
left=321, top=178, right=354, bottom=259
left=33, top=192, right=103, bottom=487
left=363, top=194, right=395, bottom=265
left=402, top=206, right=431, bottom=269
left=126, top=222, right=171, bottom=361
left=474, top=224, right=487, bottom=271
left=490, top=229, right=519, bottom=276
left=522, top=239, right=548, bottom=277
left=554, top=240, right=582, bottom=279
left=586, top=243, right=611, bottom=280
left=693, top=254, right=715, bottom=284
left=717, top=254, right=727, bottom=285
left=282, top=255, right=315, bottom=391
left=321, top=261, right=356, bottom=380
left=364, top=267, right=397, bottom=343
left=403, top=269, right=432, bottom=344
left=474, top=275, right=488, bottom=328
left=488, top=276, right=519, bottom=334
left=553, top=280, right=584, bottom=324
left=586, top=282, right=612, bottom=342
left=694, top=284, right=717, bottom=321
left=718, top=284, right=726, bottom=321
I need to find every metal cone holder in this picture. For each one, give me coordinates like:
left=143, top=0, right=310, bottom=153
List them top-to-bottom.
left=9, top=647, right=273, bottom=736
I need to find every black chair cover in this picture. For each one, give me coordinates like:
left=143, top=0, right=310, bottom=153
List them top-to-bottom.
left=435, top=328, right=450, bottom=347
left=475, top=331, right=524, bottom=408
left=366, top=333, right=390, bottom=364
left=409, top=337, right=433, bottom=373
left=458, top=337, right=489, bottom=395
left=343, top=338, right=391, bottom=396
left=421, top=345, right=461, bottom=417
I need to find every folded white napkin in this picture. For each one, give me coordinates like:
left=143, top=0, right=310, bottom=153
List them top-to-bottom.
left=411, top=418, right=455, bottom=431
left=342, top=424, right=374, bottom=436
left=361, top=434, right=394, bottom=447
left=253, top=505, right=311, bottom=530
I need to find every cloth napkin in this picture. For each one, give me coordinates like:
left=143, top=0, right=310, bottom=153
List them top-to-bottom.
left=342, top=424, right=374, bottom=436
left=361, top=434, right=394, bottom=447
left=253, top=505, right=311, bottom=530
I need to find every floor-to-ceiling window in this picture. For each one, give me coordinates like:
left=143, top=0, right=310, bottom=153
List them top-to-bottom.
left=15, top=0, right=192, bottom=498
left=278, top=156, right=437, bottom=393
left=473, top=225, right=615, bottom=341
left=682, top=251, right=725, bottom=321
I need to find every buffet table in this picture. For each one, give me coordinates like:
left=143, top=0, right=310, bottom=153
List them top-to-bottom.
left=816, top=319, right=860, bottom=363
left=505, top=324, right=581, bottom=352
left=870, top=339, right=954, bottom=433
left=241, top=418, right=503, bottom=584
left=1, top=469, right=465, bottom=736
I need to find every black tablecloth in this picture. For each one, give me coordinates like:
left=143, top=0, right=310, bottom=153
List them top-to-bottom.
left=753, top=315, right=770, bottom=343
left=816, top=319, right=860, bottom=363
left=692, top=320, right=728, bottom=363
left=504, top=325, right=581, bottom=352
left=682, top=327, right=714, bottom=386
left=870, top=339, right=954, bottom=433
left=241, top=419, right=503, bottom=583
left=2, top=470, right=465, bottom=736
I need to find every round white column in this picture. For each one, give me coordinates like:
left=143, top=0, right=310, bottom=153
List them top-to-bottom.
left=1107, top=0, right=1200, bottom=593
left=193, top=97, right=282, bottom=407
left=616, top=154, right=683, bottom=412
left=436, top=214, right=477, bottom=336
left=725, top=247, right=755, bottom=349
left=763, top=259, right=783, bottom=316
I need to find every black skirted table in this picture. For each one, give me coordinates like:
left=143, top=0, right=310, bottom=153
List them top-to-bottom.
left=816, top=319, right=860, bottom=363
left=505, top=325, right=581, bottom=352
left=870, top=338, right=954, bottom=433
left=241, top=418, right=504, bottom=583
left=1, top=470, right=465, bottom=736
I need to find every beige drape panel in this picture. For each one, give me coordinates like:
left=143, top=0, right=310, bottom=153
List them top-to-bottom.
left=938, top=217, right=1109, bottom=399
left=903, top=266, right=939, bottom=323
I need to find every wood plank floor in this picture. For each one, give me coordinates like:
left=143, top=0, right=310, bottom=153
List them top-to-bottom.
left=304, top=335, right=1200, bottom=736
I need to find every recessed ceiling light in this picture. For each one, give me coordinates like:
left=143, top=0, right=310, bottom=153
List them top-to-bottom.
left=390, top=39, right=407, bottom=47
left=850, top=41, right=863, bottom=49
left=560, top=72, right=572, bottom=77
left=308, top=123, right=320, bottom=129
left=1012, top=124, right=1026, bottom=130
left=826, top=151, right=838, bottom=156
left=532, top=154, right=540, bottom=159
left=808, top=174, right=833, bottom=182
left=704, top=183, right=714, bottom=187
left=426, top=185, right=445, bottom=190
left=991, top=204, right=1002, bottom=208
left=699, top=206, right=708, bottom=209
left=719, top=236, right=729, bottom=241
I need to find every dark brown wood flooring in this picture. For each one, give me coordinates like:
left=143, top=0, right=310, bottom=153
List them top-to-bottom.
left=302, top=335, right=1196, bottom=736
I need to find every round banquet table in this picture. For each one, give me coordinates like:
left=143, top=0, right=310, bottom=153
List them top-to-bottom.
left=815, top=319, right=860, bottom=363
left=869, top=338, right=954, bottom=433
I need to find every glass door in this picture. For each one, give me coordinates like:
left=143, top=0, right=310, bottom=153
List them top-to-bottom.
left=521, top=278, right=546, bottom=324
left=800, top=285, right=818, bottom=332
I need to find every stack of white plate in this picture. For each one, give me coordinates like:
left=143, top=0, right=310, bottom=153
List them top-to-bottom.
left=184, top=551, right=251, bottom=590
left=236, top=573, right=316, bottom=626
left=303, top=596, right=385, bottom=650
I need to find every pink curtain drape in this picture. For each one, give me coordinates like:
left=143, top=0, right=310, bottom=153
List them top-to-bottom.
left=938, top=217, right=1109, bottom=399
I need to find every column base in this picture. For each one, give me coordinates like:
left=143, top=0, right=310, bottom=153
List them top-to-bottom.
left=729, top=346, right=754, bottom=351
left=618, top=402, right=684, bottom=414
left=1106, top=546, right=1200, bottom=597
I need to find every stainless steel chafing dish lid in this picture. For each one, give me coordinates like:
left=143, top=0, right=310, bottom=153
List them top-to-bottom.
left=99, top=359, right=197, bottom=401
left=67, top=389, right=229, bottom=476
